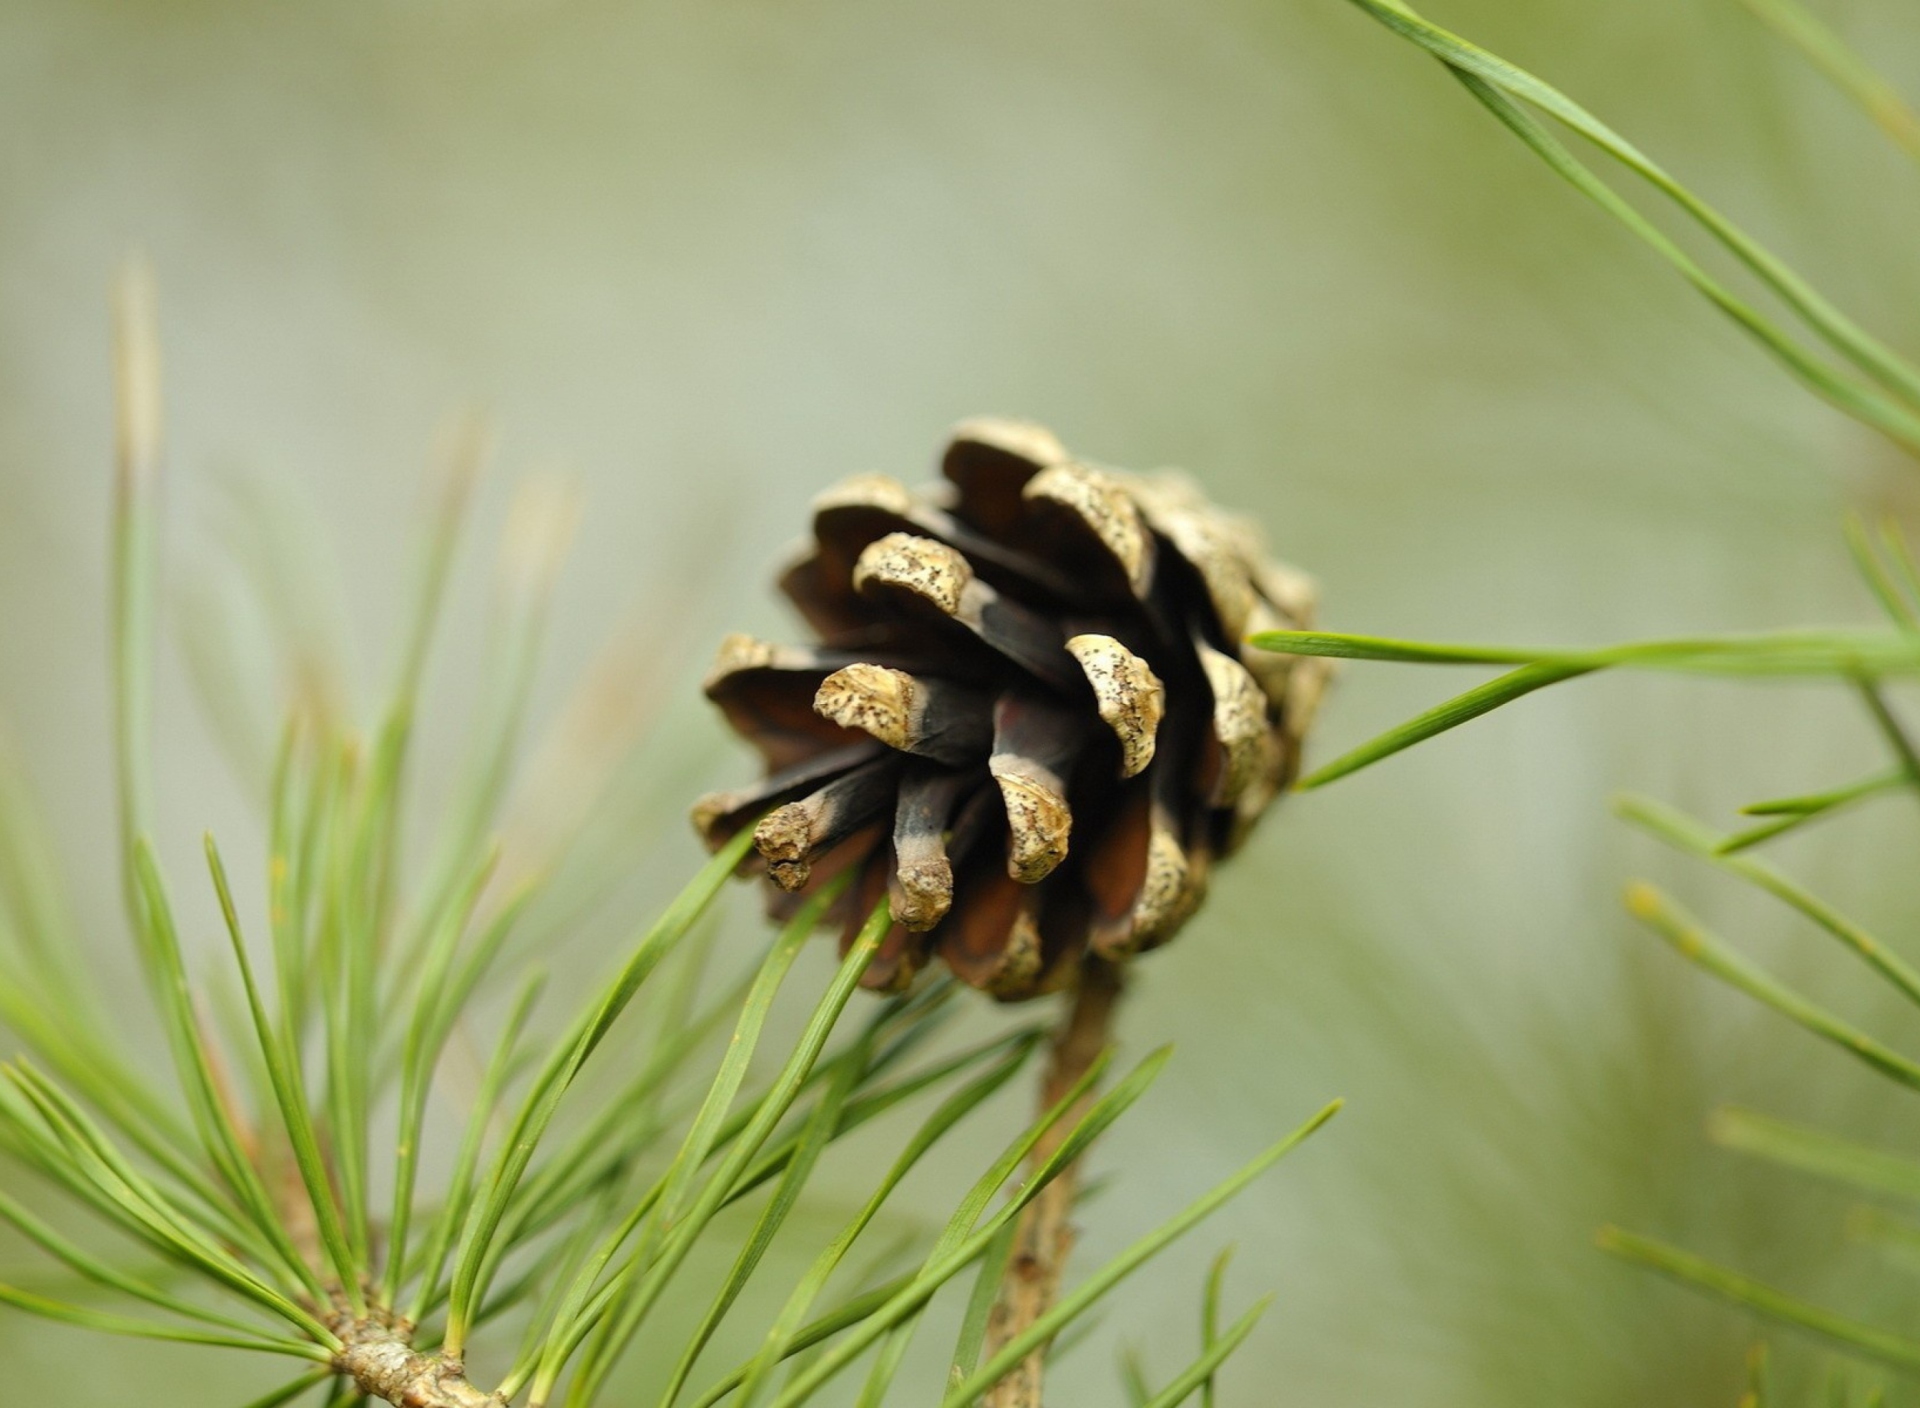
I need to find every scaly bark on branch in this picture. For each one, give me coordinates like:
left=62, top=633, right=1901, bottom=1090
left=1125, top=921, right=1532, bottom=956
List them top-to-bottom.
left=332, top=1317, right=506, bottom=1408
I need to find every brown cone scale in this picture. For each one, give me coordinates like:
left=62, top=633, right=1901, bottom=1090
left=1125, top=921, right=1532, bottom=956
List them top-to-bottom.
left=693, top=418, right=1326, bottom=1000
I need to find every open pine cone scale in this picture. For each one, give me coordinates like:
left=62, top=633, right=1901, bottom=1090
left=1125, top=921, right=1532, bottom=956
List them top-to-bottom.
left=694, top=418, right=1328, bottom=1001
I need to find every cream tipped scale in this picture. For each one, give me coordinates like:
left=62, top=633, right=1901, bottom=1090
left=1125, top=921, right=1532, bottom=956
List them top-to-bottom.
left=694, top=419, right=1327, bottom=999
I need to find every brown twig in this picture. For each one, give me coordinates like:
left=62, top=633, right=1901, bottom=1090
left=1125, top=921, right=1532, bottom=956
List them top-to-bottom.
left=981, top=956, right=1124, bottom=1407
left=331, top=1313, right=506, bottom=1408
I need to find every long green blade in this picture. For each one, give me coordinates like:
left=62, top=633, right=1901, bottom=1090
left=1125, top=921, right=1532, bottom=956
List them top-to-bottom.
left=1344, top=0, right=1920, bottom=427
left=1736, top=0, right=1920, bottom=163
left=1252, top=626, right=1920, bottom=789
left=1253, top=627, right=1920, bottom=675
left=1300, top=662, right=1588, bottom=788
left=1618, top=796, right=1920, bottom=1009
left=442, top=824, right=753, bottom=1356
left=204, top=834, right=359, bottom=1301
left=1626, top=883, right=1920, bottom=1092
left=557, top=897, right=886, bottom=1406
left=654, top=1032, right=872, bottom=1408
left=696, top=1032, right=1041, bottom=1408
left=764, top=1048, right=1175, bottom=1408
left=941, top=1100, right=1339, bottom=1406
left=1710, top=1106, right=1920, bottom=1202
left=1600, top=1227, right=1920, bottom=1370
left=1200, top=1247, right=1233, bottom=1408
left=0, top=1282, right=326, bottom=1359
left=1139, top=1296, right=1273, bottom=1408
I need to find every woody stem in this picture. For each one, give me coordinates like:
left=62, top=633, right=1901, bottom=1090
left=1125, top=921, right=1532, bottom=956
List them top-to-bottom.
left=981, top=957, right=1124, bottom=1408
left=331, top=1316, right=506, bottom=1408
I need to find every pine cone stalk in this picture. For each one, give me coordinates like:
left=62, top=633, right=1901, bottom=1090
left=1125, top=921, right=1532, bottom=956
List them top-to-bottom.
left=980, top=957, right=1125, bottom=1407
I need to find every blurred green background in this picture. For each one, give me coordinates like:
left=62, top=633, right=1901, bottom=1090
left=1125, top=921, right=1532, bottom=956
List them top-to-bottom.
left=8, top=0, right=1920, bottom=1403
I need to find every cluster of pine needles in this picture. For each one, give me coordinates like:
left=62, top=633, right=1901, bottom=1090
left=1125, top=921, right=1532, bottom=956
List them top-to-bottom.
left=0, top=268, right=1337, bottom=1407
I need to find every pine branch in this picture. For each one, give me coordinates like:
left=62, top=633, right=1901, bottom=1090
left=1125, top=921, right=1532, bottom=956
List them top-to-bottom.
left=981, top=959, right=1124, bottom=1407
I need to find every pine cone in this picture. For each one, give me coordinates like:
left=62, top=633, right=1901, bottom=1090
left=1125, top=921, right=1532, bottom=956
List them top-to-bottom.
left=693, top=419, right=1330, bottom=1001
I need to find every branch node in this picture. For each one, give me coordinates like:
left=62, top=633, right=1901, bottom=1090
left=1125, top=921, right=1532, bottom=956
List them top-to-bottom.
left=331, top=1313, right=506, bottom=1408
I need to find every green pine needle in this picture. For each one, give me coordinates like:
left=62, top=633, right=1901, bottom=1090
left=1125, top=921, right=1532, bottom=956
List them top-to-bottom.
left=1344, top=0, right=1920, bottom=451
left=1736, top=0, right=1920, bottom=163
left=2, top=262, right=1349, bottom=1408
left=1254, top=625, right=1920, bottom=789
left=1616, top=795, right=1920, bottom=1009
left=1624, top=882, right=1920, bottom=1094
left=940, top=1100, right=1340, bottom=1407
left=1710, top=1107, right=1920, bottom=1203
left=1599, top=1228, right=1920, bottom=1371
left=1135, top=1297, right=1274, bottom=1408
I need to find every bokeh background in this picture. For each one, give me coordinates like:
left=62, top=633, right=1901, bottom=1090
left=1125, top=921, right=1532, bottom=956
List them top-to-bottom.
left=8, top=0, right=1920, bottom=1403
